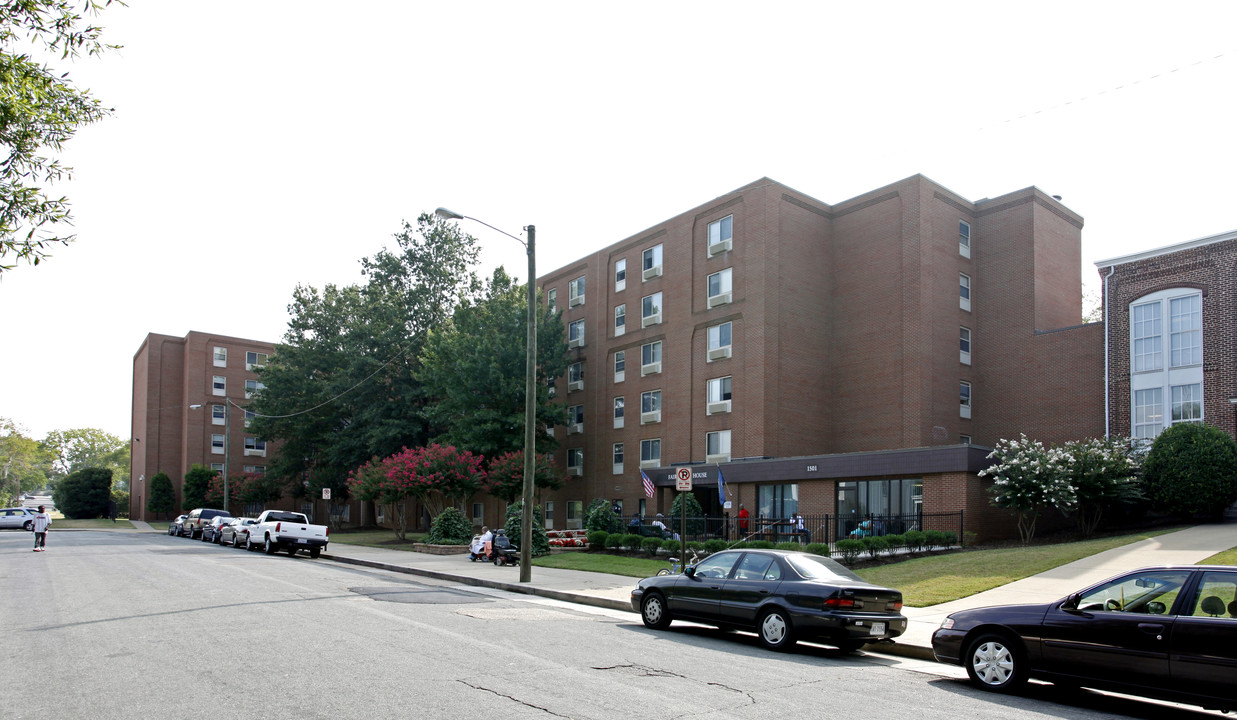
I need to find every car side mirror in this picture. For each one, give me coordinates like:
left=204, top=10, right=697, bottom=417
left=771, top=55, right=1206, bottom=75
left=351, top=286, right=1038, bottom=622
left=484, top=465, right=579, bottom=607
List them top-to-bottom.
left=684, top=567, right=696, bottom=578
left=1061, top=593, right=1082, bottom=612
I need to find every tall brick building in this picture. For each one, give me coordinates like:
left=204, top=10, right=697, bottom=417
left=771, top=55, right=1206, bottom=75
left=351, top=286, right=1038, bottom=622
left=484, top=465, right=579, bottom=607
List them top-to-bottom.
left=535, top=176, right=1104, bottom=540
left=130, top=330, right=278, bottom=521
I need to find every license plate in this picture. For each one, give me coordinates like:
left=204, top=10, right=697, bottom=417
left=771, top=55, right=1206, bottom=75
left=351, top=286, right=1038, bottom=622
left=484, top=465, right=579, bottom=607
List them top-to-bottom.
left=298, top=539, right=308, bottom=543
left=869, top=622, right=886, bottom=636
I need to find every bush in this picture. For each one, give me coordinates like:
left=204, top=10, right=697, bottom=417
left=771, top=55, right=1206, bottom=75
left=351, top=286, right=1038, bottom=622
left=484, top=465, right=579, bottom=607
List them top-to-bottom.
left=1143, top=423, right=1237, bottom=518
left=181, top=465, right=214, bottom=510
left=54, top=467, right=113, bottom=519
left=147, top=472, right=175, bottom=517
left=668, top=492, right=706, bottom=535
left=584, top=498, right=624, bottom=534
left=504, top=501, right=550, bottom=556
left=427, top=507, right=473, bottom=545
left=924, top=529, right=952, bottom=550
left=587, top=530, right=609, bottom=548
left=903, top=530, right=926, bottom=552
left=605, top=533, right=624, bottom=549
left=621, top=533, right=645, bottom=550
left=882, top=533, right=904, bottom=551
left=860, top=535, right=889, bottom=559
left=641, top=536, right=664, bottom=554
left=661, top=538, right=683, bottom=553
left=835, top=538, right=864, bottom=564
left=703, top=539, right=727, bottom=554
left=745, top=540, right=775, bottom=549
left=686, top=541, right=705, bottom=552
left=775, top=542, right=802, bottom=551
left=804, top=542, right=831, bottom=557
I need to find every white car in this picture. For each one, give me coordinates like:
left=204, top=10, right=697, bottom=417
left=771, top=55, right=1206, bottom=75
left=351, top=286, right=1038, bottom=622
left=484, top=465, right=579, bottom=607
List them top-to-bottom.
left=0, top=507, right=38, bottom=530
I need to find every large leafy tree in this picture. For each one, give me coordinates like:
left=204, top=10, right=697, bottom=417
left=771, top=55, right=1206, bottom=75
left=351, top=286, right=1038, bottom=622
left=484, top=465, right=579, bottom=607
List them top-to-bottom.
left=0, top=0, right=119, bottom=272
left=249, top=214, right=480, bottom=494
left=418, top=267, right=568, bottom=459
left=0, top=417, right=52, bottom=503
left=1143, top=423, right=1237, bottom=519
left=41, top=427, right=127, bottom=481
left=980, top=435, right=1072, bottom=543
left=1061, top=436, right=1141, bottom=537
left=382, top=443, right=485, bottom=519
left=483, top=449, right=563, bottom=504
left=181, top=464, right=213, bottom=510
left=53, top=466, right=111, bottom=518
left=146, top=471, right=174, bottom=518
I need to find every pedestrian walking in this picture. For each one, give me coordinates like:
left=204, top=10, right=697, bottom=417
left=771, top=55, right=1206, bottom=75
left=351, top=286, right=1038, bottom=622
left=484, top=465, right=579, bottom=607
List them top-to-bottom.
left=32, top=505, right=51, bottom=551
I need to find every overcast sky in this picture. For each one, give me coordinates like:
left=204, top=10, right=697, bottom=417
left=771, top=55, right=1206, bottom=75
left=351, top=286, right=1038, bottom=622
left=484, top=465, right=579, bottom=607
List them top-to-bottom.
left=3, top=1, right=1235, bottom=441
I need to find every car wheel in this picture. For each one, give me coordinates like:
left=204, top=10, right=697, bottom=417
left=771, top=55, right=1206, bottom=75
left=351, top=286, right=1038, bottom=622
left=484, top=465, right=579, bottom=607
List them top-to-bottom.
left=24, top=520, right=33, bottom=531
left=246, top=535, right=256, bottom=552
left=264, top=537, right=276, bottom=555
left=309, top=548, right=321, bottom=559
left=656, top=569, right=671, bottom=576
left=641, top=592, right=672, bottom=630
left=757, top=608, right=797, bottom=651
left=965, top=633, right=1028, bottom=692
left=835, top=639, right=867, bottom=653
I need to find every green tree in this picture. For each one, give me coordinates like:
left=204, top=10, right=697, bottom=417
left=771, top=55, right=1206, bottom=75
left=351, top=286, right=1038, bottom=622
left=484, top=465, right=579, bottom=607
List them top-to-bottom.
left=0, top=0, right=119, bottom=272
left=418, top=267, right=568, bottom=459
left=0, top=417, right=52, bottom=503
left=1143, top=423, right=1237, bottom=519
left=41, top=427, right=127, bottom=480
left=980, top=435, right=1072, bottom=543
left=1061, top=436, right=1141, bottom=537
left=383, top=444, right=485, bottom=519
left=483, top=449, right=563, bottom=504
left=181, top=464, right=213, bottom=510
left=53, top=466, right=111, bottom=518
left=146, top=471, right=174, bottom=517
left=669, top=491, right=706, bottom=535
left=584, top=497, right=624, bottom=534
left=503, top=499, right=549, bottom=557
left=427, top=507, right=472, bottom=545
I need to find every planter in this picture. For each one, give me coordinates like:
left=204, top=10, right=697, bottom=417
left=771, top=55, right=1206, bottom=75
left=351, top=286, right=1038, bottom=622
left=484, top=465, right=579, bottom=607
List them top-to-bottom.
left=412, top=543, right=470, bottom=555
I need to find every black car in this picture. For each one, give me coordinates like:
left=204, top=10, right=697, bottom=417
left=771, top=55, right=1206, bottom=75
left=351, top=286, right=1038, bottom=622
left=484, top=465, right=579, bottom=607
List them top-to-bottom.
left=630, top=549, right=906, bottom=652
left=932, top=565, right=1237, bottom=713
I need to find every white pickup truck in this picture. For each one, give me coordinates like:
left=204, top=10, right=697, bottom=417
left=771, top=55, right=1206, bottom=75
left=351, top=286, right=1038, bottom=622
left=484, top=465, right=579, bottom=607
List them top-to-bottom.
left=246, top=510, right=329, bottom=558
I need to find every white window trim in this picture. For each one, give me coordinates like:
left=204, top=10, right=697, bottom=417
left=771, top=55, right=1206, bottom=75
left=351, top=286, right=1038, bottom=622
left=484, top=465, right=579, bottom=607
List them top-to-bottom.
left=959, top=273, right=971, bottom=312
left=1129, top=288, right=1204, bottom=438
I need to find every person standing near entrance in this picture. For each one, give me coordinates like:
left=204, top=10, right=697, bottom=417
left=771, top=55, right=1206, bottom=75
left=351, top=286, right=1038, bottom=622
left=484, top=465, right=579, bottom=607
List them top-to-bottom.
left=737, top=504, right=749, bottom=539
left=32, top=505, right=51, bottom=551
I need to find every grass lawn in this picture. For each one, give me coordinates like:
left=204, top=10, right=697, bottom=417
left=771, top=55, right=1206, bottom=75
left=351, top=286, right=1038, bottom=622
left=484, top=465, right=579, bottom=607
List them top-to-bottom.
left=48, top=518, right=141, bottom=530
left=328, top=529, right=427, bottom=548
left=1201, top=547, right=1237, bottom=565
left=533, top=552, right=670, bottom=577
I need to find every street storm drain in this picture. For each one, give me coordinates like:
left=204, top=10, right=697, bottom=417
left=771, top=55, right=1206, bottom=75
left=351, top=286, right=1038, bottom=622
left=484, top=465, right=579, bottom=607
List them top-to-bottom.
left=350, top=586, right=491, bottom=605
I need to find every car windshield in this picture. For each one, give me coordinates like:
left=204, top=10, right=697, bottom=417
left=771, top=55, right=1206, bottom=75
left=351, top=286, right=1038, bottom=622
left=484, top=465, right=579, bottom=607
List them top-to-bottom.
left=267, top=512, right=303, bottom=522
left=785, top=554, right=864, bottom=582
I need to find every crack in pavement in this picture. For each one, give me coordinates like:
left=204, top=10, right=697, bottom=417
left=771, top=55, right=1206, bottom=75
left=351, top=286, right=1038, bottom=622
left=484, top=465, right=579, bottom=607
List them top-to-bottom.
left=591, top=664, right=756, bottom=704
left=458, top=680, right=572, bottom=717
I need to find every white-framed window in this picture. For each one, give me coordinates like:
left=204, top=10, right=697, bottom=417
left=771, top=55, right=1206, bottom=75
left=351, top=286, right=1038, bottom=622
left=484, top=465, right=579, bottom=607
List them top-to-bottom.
left=708, top=215, right=733, bottom=256
left=959, top=220, right=971, bottom=258
left=642, top=244, right=663, bottom=280
left=615, top=258, right=626, bottom=292
left=707, top=268, right=733, bottom=307
left=959, top=273, right=971, bottom=312
left=569, top=276, right=585, bottom=306
left=547, top=287, right=557, bottom=314
left=1130, top=289, right=1204, bottom=439
left=641, top=292, right=662, bottom=327
left=1169, top=295, right=1201, bottom=367
left=1132, top=301, right=1163, bottom=372
left=614, top=304, right=626, bottom=336
left=568, top=318, right=585, bottom=348
left=707, top=321, right=732, bottom=362
left=960, top=327, right=972, bottom=365
left=641, top=341, right=662, bottom=376
left=213, top=346, right=227, bottom=367
left=614, top=350, right=626, bottom=383
left=245, top=351, right=268, bottom=370
left=568, top=362, right=584, bottom=392
left=212, top=375, right=226, bottom=396
left=707, top=376, right=732, bottom=415
left=547, top=377, right=556, bottom=398
left=245, top=379, right=265, bottom=399
left=960, top=381, right=972, bottom=419
left=1171, top=383, right=1203, bottom=424
left=1133, top=387, right=1163, bottom=439
left=641, top=390, right=661, bottom=424
left=613, top=396, right=625, bottom=429
left=211, top=404, right=225, bottom=425
left=567, top=404, right=584, bottom=434
left=244, top=409, right=255, bottom=428
left=706, top=430, right=731, bottom=463
left=211, top=434, right=224, bottom=454
left=960, top=435, right=971, bottom=445
left=244, top=437, right=266, bottom=456
left=640, top=438, right=661, bottom=468
left=613, top=443, right=624, bottom=474
left=567, top=448, right=583, bottom=475
left=210, top=462, right=224, bottom=474
left=243, top=465, right=266, bottom=475
left=544, top=500, right=554, bottom=529
left=566, top=500, right=583, bottom=530
left=472, top=503, right=483, bottom=523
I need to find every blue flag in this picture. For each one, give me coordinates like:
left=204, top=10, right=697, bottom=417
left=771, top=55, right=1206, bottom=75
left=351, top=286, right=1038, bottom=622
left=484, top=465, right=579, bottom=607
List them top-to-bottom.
left=717, top=466, right=726, bottom=506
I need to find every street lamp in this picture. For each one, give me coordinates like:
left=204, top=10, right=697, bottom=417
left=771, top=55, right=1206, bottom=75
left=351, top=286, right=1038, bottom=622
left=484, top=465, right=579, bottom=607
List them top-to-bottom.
left=435, top=207, right=537, bottom=583
left=189, top=400, right=232, bottom=514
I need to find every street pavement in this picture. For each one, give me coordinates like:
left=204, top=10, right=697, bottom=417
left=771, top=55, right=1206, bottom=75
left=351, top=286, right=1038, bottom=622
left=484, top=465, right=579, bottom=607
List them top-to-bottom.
left=127, top=519, right=1237, bottom=662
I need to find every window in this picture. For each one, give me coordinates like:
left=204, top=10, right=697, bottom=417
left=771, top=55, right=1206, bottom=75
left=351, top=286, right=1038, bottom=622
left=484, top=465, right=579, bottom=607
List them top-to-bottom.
left=708, top=215, right=733, bottom=256
left=959, top=220, right=971, bottom=258
left=642, top=244, right=663, bottom=279
left=615, top=259, right=626, bottom=292
left=707, top=268, right=733, bottom=307
left=959, top=273, right=971, bottom=312
left=569, top=276, right=585, bottom=306
left=547, top=287, right=557, bottom=314
left=641, top=292, right=662, bottom=327
left=1169, top=295, right=1201, bottom=367
left=1132, top=301, right=1162, bottom=372
left=614, top=304, right=626, bottom=336
left=568, top=318, right=585, bottom=348
left=707, top=321, right=732, bottom=362
left=960, top=327, right=971, bottom=365
left=641, top=341, right=662, bottom=376
left=213, top=346, right=227, bottom=367
left=245, top=351, right=268, bottom=370
left=614, top=351, right=626, bottom=383
left=568, top=362, right=583, bottom=392
left=212, top=376, right=226, bottom=396
left=707, top=376, right=732, bottom=415
left=547, top=377, right=556, bottom=398
left=245, top=379, right=265, bottom=398
left=960, top=381, right=972, bottom=419
left=1171, top=384, right=1202, bottom=424
left=1133, top=388, right=1163, bottom=439
left=641, top=390, right=661, bottom=424
left=613, top=396, right=625, bottom=429
left=211, top=404, right=225, bottom=425
left=567, top=404, right=584, bottom=433
left=244, top=409, right=255, bottom=428
left=706, top=429, right=731, bottom=463
left=211, top=434, right=224, bottom=454
left=960, top=435, right=971, bottom=445
left=244, top=437, right=266, bottom=456
left=640, top=438, right=661, bottom=468
left=613, top=443, right=624, bottom=474
left=567, top=448, right=583, bottom=475
left=210, top=463, right=224, bottom=474
left=243, top=465, right=266, bottom=475
left=836, top=479, right=922, bottom=539
left=758, top=483, right=799, bottom=522
left=566, top=500, right=583, bottom=530
left=544, top=501, right=554, bottom=529
left=472, top=503, right=483, bottom=523
left=1077, top=569, right=1189, bottom=614
left=1188, top=571, right=1237, bottom=618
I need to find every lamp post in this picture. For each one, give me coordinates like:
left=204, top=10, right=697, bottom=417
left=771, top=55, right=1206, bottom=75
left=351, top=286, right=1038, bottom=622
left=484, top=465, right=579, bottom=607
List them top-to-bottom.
left=435, top=207, right=537, bottom=583
left=189, top=401, right=231, bottom=514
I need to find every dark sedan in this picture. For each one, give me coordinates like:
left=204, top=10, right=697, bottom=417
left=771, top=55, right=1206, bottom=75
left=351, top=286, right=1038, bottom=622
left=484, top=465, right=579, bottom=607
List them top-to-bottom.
left=630, top=549, right=906, bottom=652
left=932, top=565, right=1237, bottom=713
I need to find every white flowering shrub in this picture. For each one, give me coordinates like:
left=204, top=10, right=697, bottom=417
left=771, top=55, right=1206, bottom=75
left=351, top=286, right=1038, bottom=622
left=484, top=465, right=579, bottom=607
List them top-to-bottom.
left=1061, top=437, right=1142, bottom=537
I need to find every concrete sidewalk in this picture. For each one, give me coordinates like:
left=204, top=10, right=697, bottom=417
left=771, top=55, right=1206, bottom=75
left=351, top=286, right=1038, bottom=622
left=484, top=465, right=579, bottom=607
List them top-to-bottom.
left=131, top=519, right=1237, bottom=661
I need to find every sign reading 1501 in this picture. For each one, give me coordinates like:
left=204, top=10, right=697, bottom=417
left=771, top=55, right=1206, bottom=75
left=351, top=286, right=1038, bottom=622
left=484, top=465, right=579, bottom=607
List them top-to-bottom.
left=806, top=465, right=818, bottom=472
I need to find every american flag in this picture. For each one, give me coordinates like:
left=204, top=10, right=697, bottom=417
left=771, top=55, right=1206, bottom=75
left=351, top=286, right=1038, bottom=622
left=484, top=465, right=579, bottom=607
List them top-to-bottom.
left=641, top=470, right=655, bottom=498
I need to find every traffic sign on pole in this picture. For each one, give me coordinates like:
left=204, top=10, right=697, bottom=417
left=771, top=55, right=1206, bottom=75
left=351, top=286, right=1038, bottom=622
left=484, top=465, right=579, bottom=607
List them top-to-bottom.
left=675, top=467, right=692, bottom=491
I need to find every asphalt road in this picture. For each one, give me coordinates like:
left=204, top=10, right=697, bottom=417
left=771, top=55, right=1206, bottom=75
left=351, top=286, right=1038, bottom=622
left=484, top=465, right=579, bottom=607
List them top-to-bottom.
left=0, top=530, right=1224, bottom=720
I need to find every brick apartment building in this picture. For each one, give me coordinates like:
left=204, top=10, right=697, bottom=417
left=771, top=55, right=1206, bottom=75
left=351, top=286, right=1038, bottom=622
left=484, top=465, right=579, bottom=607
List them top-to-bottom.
left=535, top=176, right=1105, bottom=541
left=1097, top=230, right=1237, bottom=444
left=130, top=331, right=279, bottom=521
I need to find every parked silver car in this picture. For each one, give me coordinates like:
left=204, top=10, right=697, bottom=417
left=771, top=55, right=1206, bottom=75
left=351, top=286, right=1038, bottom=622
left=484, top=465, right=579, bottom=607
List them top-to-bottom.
left=0, top=507, right=37, bottom=530
left=168, top=514, right=188, bottom=536
left=200, top=515, right=234, bottom=543
left=219, top=517, right=259, bottom=547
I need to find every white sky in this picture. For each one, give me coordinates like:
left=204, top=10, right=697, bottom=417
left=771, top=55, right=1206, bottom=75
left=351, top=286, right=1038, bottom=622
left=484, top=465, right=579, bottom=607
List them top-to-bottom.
left=2, top=1, right=1235, bottom=441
